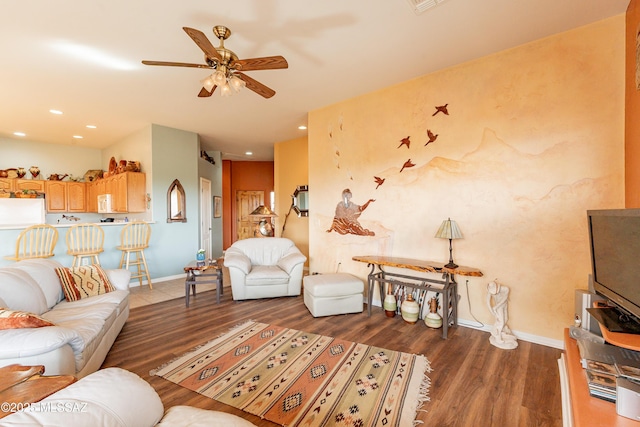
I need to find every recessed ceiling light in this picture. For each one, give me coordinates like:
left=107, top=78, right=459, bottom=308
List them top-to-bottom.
left=49, top=109, right=63, bottom=115
left=86, top=125, right=97, bottom=129
left=298, top=125, right=307, bottom=130
left=13, top=132, right=26, bottom=137
left=73, top=135, right=83, bottom=139
left=245, top=151, right=253, bottom=156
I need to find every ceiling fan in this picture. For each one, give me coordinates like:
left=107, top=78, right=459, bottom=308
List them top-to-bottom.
left=142, top=25, right=288, bottom=98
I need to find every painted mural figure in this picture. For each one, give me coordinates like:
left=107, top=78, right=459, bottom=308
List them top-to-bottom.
left=326, top=188, right=375, bottom=236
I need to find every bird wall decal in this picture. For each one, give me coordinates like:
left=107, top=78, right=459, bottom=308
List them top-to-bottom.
left=432, top=104, right=449, bottom=116
left=425, top=129, right=438, bottom=146
left=397, top=136, right=411, bottom=149
left=400, top=159, right=415, bottom=173
left=374, top=176, right=385, bottom=189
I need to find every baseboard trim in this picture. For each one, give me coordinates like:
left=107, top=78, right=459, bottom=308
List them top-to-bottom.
left=127, top=273, right=185, bottom=287
left=370, top=297, right=564, bottom=350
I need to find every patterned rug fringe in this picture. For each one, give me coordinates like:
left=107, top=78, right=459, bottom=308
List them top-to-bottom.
left=149, top=319, right=255, bottom=376
left=412, top=358, right=433, bottom=426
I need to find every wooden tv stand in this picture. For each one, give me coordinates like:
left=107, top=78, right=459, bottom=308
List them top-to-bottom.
left=561, top=329, right=638, bottom=426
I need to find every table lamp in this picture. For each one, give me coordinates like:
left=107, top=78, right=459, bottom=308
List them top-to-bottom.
left=249, top=205, right=277, bottom=237
left=435, top=218, right=463, bottom=268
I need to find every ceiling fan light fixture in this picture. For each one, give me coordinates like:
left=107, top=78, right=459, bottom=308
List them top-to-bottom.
left=212, top=68, right=227, bottom=87
left=229, top=74, right=245, bottom=92
left=201, top=75, right=216, bottom=92
left=220, top=82, right=232, bottom=97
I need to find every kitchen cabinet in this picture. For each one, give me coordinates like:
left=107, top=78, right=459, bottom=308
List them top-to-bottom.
left=103, top=172, right=146, bottom=213
left=0, top=178, right=14, bottom=192
left=15, top=179, right=45, bottom=192
left=86, top=179, right=105, bottom=213
left=45, top=181, right=86, bottom=213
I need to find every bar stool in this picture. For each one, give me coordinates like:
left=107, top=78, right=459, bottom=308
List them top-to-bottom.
left=117, top=222, right=152, bottom=288
left=5, top=224, right=58, bottom=261
left=65, top=224, right=104, bottom=267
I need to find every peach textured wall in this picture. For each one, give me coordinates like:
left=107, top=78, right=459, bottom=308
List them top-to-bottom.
left=626, top=0, right=640, bottom=207
left=308, top=16, right=625, bottom=343
left=274, top=136, right=309, bottom=264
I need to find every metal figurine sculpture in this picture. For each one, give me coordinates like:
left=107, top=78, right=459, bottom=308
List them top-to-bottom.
left=326, top=188, right=375, bottom=236
left=486, top=280, right=518, bottom=349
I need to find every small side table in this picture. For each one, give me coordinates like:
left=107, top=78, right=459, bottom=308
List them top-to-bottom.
left=184, top=258, right=223, bottom=307
left=0, top=365, right=76, bottom=419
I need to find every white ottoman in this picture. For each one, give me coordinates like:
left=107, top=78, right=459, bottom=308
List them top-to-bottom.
left=303, top=273, right=364, bottom=317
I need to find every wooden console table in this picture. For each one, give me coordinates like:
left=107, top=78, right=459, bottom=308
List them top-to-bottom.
left=352, top=255, right=482, bottom=339
left=0, top=365, right=76, bottom=419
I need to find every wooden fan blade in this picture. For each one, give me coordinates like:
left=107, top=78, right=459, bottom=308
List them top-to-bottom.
left=183, top=27, right=222, bottom=61
left=231, top=55, right=288, bottom=72
left=142, top=60, right=212, bottom=69
left=235, top=72, right=276, bottom=98
left=198, top=86, right=216, bottom=97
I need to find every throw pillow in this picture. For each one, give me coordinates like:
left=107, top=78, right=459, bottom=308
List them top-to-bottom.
left=55, top=265, right=116, bottom=302
left=0, top=308, right=54, bottom=330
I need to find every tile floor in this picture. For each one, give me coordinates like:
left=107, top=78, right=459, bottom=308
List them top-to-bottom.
left=127, top=271, right=226, bottom=308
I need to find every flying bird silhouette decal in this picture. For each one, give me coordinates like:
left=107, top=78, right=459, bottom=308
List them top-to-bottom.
left=432, top=104, right=449, bottom=116
left=425, top=129, right=438, bottom=146
left=398, top=136, right=411, bottom=149
left=400, top=159, right=415, bottom=173
left=374, top=176, right=385, bottom=189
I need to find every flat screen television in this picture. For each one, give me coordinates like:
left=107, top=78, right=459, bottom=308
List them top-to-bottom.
left=587, top=209, right=640, bottom=328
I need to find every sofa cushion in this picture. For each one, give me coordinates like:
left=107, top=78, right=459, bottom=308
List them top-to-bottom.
left=228, top=237, right=300, bottom=266
left=14, top=259, right=65, bottom=308
left=56, top=265, right=115, bottom=302
left=245, top=265, right=290, bottom=285
left=0, top=268, right=48, bottom=315
left=53, top=290, right=129, bottom=318
left=44, top=300, right=121, bottom=371
left=0, top=308, right=55, bottom=330
left=0, top=325, right=82, bottom=359
left=0, top=367, right=164, bottom=427
left=157, top=406, right=258, bottom=426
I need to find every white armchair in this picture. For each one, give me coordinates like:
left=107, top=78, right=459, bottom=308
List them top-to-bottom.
left=224, top=238, right=307, bottom=300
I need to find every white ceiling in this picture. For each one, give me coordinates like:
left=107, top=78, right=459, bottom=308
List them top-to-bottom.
left=0, top=0, right=629, bottom=161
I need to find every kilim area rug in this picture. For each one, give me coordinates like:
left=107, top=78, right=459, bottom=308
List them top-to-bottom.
left=152, top=321, right=431, bottom=426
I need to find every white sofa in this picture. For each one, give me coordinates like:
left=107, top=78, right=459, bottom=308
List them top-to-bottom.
left=224, top=237, right=307, bottom=300
left=0, top=259, right=130, bottom=378
left=1, top=367, right=258, bottom=426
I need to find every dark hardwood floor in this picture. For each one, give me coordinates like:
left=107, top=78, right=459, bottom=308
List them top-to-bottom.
left=103, top=284, right=563, bottom=427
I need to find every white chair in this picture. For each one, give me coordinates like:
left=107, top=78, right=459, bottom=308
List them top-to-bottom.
left=117, top=222, right=152, bottom=288
left=65, top=223, right=104, bottom=267
left=5, top=224, right=58, bottom=261
left=223, top=237, right=306, bottom=300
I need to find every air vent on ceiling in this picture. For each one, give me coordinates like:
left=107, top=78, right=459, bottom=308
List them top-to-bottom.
left=406, top=0, right=449, bottom=14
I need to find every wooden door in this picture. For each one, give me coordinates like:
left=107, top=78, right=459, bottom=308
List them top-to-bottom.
left=200, top=178, right=212, bottom=259
left=236, top=190, right=263, bottom=240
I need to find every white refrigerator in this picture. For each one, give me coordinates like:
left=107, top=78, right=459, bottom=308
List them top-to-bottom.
left=0, top=198, right=46, bottom=226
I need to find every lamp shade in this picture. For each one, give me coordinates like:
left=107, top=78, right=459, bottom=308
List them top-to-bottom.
left=249, top=205, right=277, bottom=218
left=434, top=218, right=463, bottom=240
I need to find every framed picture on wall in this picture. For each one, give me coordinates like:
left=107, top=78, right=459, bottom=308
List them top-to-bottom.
left=214, top=196, right=222, bottom=218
